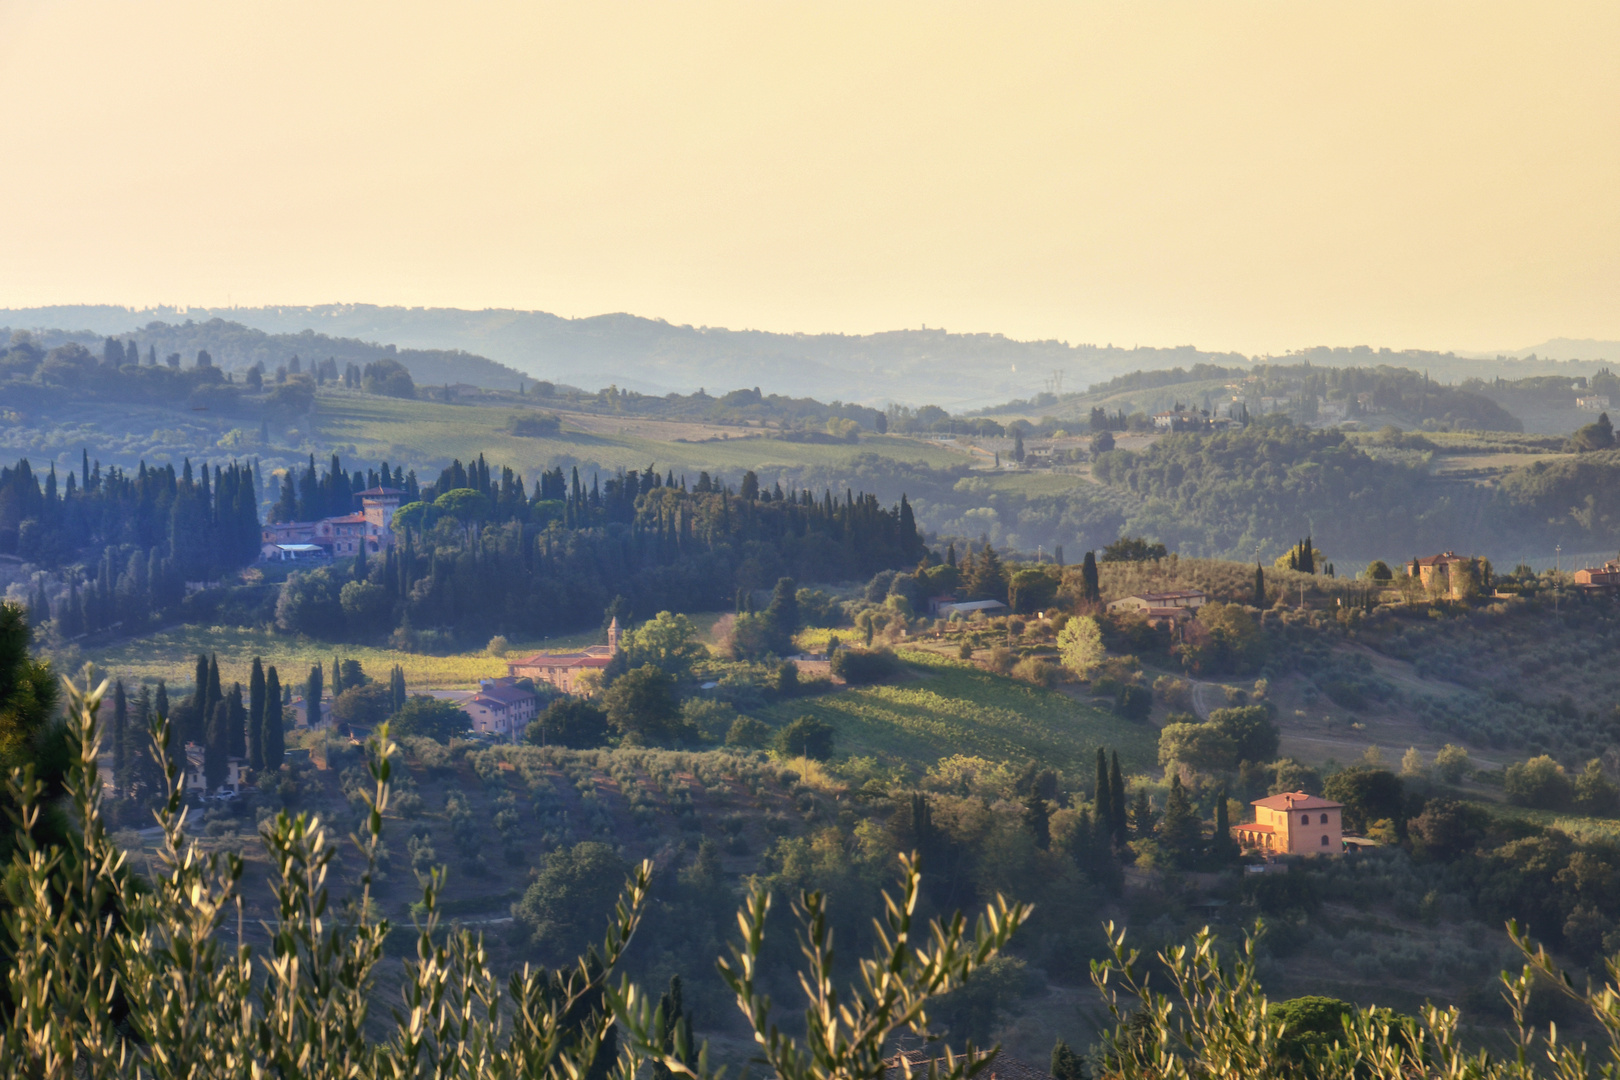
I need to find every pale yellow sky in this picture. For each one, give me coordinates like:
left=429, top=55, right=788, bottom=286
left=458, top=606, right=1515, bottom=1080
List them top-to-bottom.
left=0, top=1, right=1615, bottom=355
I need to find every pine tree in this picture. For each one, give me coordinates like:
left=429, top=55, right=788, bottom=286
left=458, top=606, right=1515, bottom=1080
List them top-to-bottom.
left=1082, top=551, right=1100, bottom=601
left=249, top=658, right=266, bottom=771
left=264, top=666, right=285, bottom=769
left=111, top=678, right=127, bottom=799
left=1109, top=752, right=1128, bottom=848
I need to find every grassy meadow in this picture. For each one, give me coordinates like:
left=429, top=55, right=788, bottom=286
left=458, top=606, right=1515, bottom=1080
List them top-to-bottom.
left=310, top=392, right=976, bottom=476
left=762, top=649, right=1160, bottom=777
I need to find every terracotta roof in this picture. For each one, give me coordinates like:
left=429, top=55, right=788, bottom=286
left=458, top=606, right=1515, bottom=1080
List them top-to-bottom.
left=356, top=487, right=404, bottom=498
left=326, top=513, right=367, bottom=524
left=1413, top=552, right=1468, bottom=566
left=513, top=653, right=611, bottom=669
left=475, top=684, right=536, bottom=706
left=1252, top=791, right=1342, bottom=811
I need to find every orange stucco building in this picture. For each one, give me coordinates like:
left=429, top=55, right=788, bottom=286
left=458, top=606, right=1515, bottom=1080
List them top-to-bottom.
left=1233, top=791, right=1343, bottom=856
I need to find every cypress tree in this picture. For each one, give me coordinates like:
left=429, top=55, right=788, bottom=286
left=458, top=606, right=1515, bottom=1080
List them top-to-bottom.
left=1082, top=551, right=1100, bottom=601
left=1253, top=563, right=1266, bottom=607
left=205, top=654, right=223, bottom=736
left=248, top=658, right=266, bottom=771
left=307, top=662, right=323, bottom=727
left=264, top=666, right=285, bottom=769
left=112, top=678, right=127, bottom=799
left=227, top=682, right=246, bottom=759
left=131, top=685, right=153, bottom=797
left=204, top=701, right=228, bottom=792
left=1094, top=747, right=1111, bottom=838
left=1109, top=752, right=1128, bottom=848
left=1160, top=773, right=1202, bottom=868
left=1213, top=787, right=1236, bottom=863
left=1021, top=789, right=1050, bottom=849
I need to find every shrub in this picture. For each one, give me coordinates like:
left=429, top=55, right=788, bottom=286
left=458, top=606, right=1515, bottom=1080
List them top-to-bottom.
left=507, top=411, right=562, bottom=437
left=486, top=635, right=510, bottom=657
left=985, top=647, right=1015, bottom=675
left=831, top=648, right=901, bottom=685
left=1011, top=657, right=1059, bottom=687
left=1153, top=675, right=1193, bottom=712
left=330, top=682, right=394, bottom=729
left=1114, top=684, right=1152, bottom=723
left=390, top=695, right=471, bottom=743
left=526, top=698, right=610, bottom=749
left=775, top=715, right=835, bottom=760
left=725, top=716, right=770, bottom=749
left=1433, top=743, right=1472, bottom=784
left=1505, top=755, right=1574, bottom=810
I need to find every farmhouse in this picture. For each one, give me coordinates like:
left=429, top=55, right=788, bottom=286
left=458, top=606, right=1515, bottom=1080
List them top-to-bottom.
left=1577, top=395, right=1611, bottom=412
left=1408, top=551, right=1482, bottom=599
left=1575, top=560, right=1620, bottom=595
left=1106, top=589, right=1206, bottom=625
left=507, top=618, right=623, bottom=695
left=463, top=677, right=540, bottom=740
left=1233, top=791, right=1343, bottom=856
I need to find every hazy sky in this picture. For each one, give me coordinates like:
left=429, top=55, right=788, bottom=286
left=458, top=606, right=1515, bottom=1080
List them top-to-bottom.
left=0, top=1, right=1615, bottom=355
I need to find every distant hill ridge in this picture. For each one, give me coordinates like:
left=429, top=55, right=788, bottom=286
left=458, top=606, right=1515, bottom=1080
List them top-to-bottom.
left=2, top=304, right=1615, bottom=407
left=0, top=315, right=527, bottom=391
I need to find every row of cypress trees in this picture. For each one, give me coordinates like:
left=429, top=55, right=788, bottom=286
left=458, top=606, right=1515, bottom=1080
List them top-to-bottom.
left=107, top=655, right=288, bottom=801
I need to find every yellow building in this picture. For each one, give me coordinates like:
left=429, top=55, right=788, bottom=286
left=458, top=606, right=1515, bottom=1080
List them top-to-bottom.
left=1233, top=791, right=1343, bottom=856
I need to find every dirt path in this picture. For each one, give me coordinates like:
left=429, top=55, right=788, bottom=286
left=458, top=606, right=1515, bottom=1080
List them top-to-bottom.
left=1191, top=680, right=1226, bottom=720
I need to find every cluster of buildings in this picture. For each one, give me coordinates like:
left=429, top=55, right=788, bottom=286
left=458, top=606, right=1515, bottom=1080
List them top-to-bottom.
left=260, top=487, right=403, bottom=562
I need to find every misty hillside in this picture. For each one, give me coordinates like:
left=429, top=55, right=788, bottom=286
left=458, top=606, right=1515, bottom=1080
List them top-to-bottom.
left=0, top=304, right=1248, bottom=406
left=5, top=306, right=1615, bottom=409
left=0, top=317, right=527, bottom=391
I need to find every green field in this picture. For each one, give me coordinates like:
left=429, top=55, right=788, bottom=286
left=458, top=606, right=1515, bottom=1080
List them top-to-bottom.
left=310, top=393, right=974, bottom=476
left=61, top=626, right=600, bottom=692
left=761, top=649, right=1159, bottom=778
left=1471, top=800, right=1620, bottom=845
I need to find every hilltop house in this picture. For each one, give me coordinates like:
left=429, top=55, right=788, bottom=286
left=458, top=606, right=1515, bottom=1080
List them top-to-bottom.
left=260, top=487, right=402, bottom=561
left=1409, top=551, right=1480, bottom=599
left=1575, top=560, right=1620, bottom=595
left=1106, top=589, right=1207, bottom=626
left=507, top=619, right=623, bottom=695
left=463, top=677, right=541, bottom=740
left=1233, top=791, right=1344, bottom=856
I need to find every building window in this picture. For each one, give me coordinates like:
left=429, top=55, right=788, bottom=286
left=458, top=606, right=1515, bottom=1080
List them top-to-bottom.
left=1320, top=813, right=1329, bottom=824
left=1300, top=814, right=1309, bottom=825
left=1321, top=835, right=1329, bottom=846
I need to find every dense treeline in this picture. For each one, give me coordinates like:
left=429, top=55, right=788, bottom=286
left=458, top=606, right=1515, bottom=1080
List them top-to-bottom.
left=1090, top=418, right=1468, bottom=559
left=0, top=454, right=261, bottom=634
left=269, top=454, right=420, bottom=523
left=275, top=455, right=925, bottom=642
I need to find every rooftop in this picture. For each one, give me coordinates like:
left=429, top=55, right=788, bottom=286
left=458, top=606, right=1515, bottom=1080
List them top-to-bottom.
left=1252, top=791, right=1342, bottom=811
